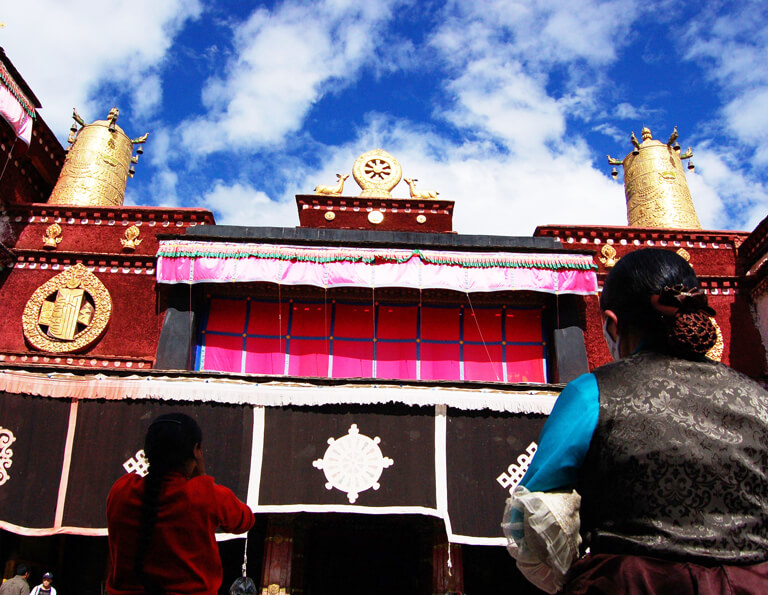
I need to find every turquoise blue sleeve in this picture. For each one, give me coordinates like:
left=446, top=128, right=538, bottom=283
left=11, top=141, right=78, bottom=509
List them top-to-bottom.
left=520, top=372, right=599, bottom=492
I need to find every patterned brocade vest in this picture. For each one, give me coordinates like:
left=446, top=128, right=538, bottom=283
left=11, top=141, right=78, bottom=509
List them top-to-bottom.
left=579, top=351, right=768, bottom=564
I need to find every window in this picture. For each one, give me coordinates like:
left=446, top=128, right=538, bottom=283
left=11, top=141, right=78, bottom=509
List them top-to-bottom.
left=197, top=296, right=547, bottom=383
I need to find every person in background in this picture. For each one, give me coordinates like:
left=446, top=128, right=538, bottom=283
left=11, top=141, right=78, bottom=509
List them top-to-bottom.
left=503, top=248, right=768, bottom=594
left=106, top=413, right=254, bottom=595
left=0, top=564, right=30, bottom=595
left=29, top=572, right=55, bottom=595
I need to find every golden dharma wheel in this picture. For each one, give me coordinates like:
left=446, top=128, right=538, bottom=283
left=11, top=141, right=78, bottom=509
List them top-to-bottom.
left=48, top=119, right=134, bottom=207
left=353, top=149, right=402, bottom=198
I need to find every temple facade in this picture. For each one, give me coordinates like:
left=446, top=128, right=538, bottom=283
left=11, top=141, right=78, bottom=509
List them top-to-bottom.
left=1, top=48, right=767, bottom=594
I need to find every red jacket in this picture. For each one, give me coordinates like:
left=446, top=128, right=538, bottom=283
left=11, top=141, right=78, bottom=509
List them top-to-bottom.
left=106, top=472, right=254, bottom=595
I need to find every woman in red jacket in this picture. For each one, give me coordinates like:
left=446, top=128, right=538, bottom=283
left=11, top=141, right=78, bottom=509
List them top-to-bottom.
left=106, top=413, right=255, bottom=595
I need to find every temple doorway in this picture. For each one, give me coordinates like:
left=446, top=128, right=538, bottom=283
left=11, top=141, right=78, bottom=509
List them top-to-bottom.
left=300, top=514, right=432, bottom=595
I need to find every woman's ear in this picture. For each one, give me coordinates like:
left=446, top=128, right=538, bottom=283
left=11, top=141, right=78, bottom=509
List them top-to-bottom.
left=603, top=310, right=619, bottom=341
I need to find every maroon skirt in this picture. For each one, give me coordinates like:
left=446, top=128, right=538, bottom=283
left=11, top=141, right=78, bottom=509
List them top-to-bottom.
left=564, top=553, right=768, bottom=595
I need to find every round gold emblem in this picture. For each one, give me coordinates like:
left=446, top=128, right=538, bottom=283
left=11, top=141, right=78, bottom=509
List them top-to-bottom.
left=353, top=149, right=402, bottom=198
left=324, top=211, right=336, bottom=221
left=368, top=211, right=384, bottom=225
left=416, top=215, right=427, bottom=224
left=22, top=263, right=112, bottom=353
left=706, top=317, right=723, bottom=362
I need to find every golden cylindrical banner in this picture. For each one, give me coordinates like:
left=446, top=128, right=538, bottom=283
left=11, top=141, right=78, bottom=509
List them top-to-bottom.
left=48, top=120, right=134, bottom=207
left=622, top=132, right=701, bottom=229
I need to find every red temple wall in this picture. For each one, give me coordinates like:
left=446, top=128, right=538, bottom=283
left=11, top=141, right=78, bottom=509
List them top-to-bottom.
left=535, top=225, right=767, bottom=378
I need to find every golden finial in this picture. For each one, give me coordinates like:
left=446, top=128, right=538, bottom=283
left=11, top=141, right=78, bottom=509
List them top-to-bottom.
left=48, top=107, right=149, bottom=206
left=606, top=126, right=700, bottom=229
left=314, top=173, right=349, bottom=196
left=403, top=177, right=439, bottom=200
left=42, top=224, right=62, bottom=249
left=120, top=225, right=143, bottom=251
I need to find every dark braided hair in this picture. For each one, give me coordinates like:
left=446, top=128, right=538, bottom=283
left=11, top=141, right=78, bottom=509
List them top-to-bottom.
left=600, top=248, right=717, bottom=360
left=134, top=413, right=202, bottom=594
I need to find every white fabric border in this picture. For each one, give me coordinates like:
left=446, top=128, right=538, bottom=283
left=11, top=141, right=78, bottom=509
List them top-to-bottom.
left=0, top=369, right=558, bottom=414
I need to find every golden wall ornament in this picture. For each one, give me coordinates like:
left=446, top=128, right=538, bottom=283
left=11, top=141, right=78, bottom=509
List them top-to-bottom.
left=48, top=107, right=148, bottom=207
left=607, top=127, right=701, bottom=229
left=353, top=149, right=402, bottom=198
left=314, top=173, right=349, bottom=196
left=367, top=210, right=384, bottom=225
left=42, top=223, right=63, bottom=250
left=120, top=225, right=143, bottom=251
left=598, top=244, right=620, bottom=268
left=676, top=247, right=691, bottom=264
left=22, top=264, right=112, bottom=353
left=706, top=317, right=723, bottom=362
left=261, top=585, right=287, bottom=595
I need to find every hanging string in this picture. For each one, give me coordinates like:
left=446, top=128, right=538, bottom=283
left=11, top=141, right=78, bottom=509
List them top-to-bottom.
left=0, top=137, right=17, bottom=187
left=466, top=292, right=501, bottom=381
left=241, top=534, right=249, bottom=577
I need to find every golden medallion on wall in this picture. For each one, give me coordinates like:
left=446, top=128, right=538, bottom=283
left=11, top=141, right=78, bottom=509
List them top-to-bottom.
left=353, top=149, right=403, bottom=198
left=22, top=264, right=112, bottom=353
left=706, top=317, right=724, bottom=362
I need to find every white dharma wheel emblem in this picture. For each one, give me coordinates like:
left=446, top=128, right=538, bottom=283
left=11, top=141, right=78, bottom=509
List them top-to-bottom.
left=313, top=424, right=394, bottom=503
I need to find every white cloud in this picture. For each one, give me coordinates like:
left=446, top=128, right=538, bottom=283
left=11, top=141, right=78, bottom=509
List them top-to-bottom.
left=1, top=0, right=202, bottom=136
left=179, top=0, right=403, bottom=154
left=683, top=5, right=768, bottom=165
left=201, top=181, right=297, bottom=227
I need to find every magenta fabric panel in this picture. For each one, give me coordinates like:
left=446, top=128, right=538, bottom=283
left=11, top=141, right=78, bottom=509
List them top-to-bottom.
left=206, top=298, right=247, bottom=333
left=247, top=300, right=289, bottom=335
left=290, top=303, right=330, bottom=337
left=333, top=303, right=374, bottom=338
left=377, top=305, right=417, bottom=339
left=422, top=306, right=460, bottom=341
left=465, top=308, right=503, bottom=342
left=506, top=309, right=542, bottom=342
left=201, top=333, right=242, bottom=373
left=244, top=337, right=284, bottom=375
left=288, top=339, right=329, bottom=377
left=332, top=340, right=374, bottom=378
left=376, top=342, right=418, bottom=379
left=421, top=343, right=461, bottom=380
left=464, top=344, right=504, bottom=382
left=506, top=344, right=546, bottom=383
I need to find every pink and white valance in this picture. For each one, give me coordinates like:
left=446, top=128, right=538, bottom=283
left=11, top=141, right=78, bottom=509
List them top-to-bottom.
left=0, top=61, right=34, bottom=147
left=157, top=240, right=598, bottom=294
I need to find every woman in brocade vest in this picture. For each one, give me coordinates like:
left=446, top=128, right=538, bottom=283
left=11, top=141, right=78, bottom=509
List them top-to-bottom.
left=503, top=248, right=768, bottom=594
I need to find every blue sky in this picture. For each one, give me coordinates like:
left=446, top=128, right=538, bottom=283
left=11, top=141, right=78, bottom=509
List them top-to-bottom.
left=3, top=0, right=768, bottom=235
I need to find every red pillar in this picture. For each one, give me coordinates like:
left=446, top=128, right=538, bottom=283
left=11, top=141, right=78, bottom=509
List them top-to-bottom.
left=260, top=518, right=294, bottom=595
left=432, top=534, right=464, bottom=595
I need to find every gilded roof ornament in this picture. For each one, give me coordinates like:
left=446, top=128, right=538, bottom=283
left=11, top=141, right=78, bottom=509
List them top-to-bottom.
left=48, top=107, right=149, bottom=207
left=606, top=126, right=701, bottom=229
left=353, top=149, right=402, bottom=198
left=314, top=173, right=349, bottom=196
left=404, top=178, right=439, bottom=200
